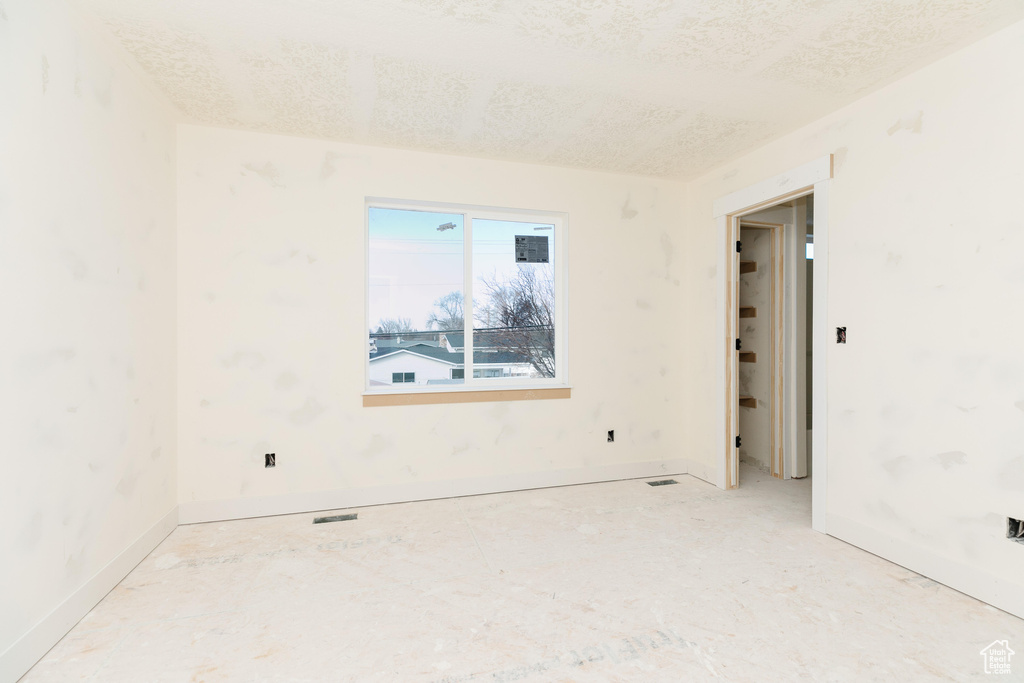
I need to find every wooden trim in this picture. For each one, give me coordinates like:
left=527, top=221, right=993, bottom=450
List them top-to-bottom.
left=725, top=216, right=740, bottom=489
left=740, top=260, right=757, bottom=274
left=739, top=307, right=757, bottom=318
left=739, top=352, right=757, bottom=363
left=364, top=387, right=571, bottom=407
left=739, top=395, right=757, bottom=409
left=179, top=458, right=691, bottom=525
left=0, top=508, right=178, bottom=683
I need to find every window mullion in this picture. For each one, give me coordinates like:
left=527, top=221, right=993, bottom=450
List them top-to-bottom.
left=463, top=214, right=474, bottom=384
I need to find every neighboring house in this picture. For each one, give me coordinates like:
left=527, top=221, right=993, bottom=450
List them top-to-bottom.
left=368, top=342, right=536, bottom=385
left=368, top=346, right=461, bottom=385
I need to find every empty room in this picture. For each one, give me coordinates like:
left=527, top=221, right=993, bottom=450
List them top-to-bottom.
left=3, top=0, right=1024, bottom=680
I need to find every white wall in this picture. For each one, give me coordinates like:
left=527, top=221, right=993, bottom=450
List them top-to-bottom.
left=0, top=0, right=178, bottom=678
left=683, top=19, right=1024, bottom=617
left=177, top=124, right=688, bottom=519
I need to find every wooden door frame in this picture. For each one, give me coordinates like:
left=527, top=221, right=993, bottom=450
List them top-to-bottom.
left=713, top=155, right=832, bottom=533
left=737, top=221, right=785, bottom=479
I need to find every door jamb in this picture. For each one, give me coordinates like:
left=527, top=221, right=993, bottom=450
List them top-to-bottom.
left=713, top=155, right=832, bottom=533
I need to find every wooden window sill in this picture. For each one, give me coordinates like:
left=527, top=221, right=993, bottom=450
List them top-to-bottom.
left=363, top=387, right=571, bottom=407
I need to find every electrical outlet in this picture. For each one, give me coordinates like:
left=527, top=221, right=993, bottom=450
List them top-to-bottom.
left=607, top=430, right=614, bottom=443
left=265, top=453, right=276, bottom=468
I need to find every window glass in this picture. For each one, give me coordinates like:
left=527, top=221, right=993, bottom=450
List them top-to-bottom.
left=367, top=203, right=563, bottom=392
left=368, top=208, right=464, bottom=387
left=472, top=219, right=556, bottom=379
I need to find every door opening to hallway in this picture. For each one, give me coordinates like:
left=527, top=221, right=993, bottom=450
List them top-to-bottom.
left=734, top=195, right=813, bottom=489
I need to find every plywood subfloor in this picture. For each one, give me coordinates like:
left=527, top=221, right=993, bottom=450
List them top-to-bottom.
left=23, top=466, right=1022, bottom=681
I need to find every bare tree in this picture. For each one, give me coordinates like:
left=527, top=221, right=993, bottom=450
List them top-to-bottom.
left=478, top=265, right=555, bottom=377
left=426, top=291, right=464, bottom=331
left=375, top=317, right=413, bottom=334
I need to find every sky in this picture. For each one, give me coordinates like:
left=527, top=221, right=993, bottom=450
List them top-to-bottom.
left=368, top=207, right=554, bottom=332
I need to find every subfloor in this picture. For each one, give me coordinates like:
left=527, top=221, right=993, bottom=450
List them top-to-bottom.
left=24, top=465, right=1023, bottom=681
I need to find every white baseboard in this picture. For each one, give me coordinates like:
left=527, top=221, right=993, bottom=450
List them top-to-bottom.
left=179, top=459, right=692, bottom=524
left=1, top=507, right=178, bottom=683
left=827, top=513, right=1024, bottom=620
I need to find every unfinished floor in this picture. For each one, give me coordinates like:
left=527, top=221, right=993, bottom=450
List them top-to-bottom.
left=23, top=466, right=1022, bottom=681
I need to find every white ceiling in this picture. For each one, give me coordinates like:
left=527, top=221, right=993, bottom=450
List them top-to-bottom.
left=71, top=0, right=1024, bottom=179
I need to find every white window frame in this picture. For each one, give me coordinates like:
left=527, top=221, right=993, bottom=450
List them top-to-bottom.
left=365, top=198, right=569, bottom=395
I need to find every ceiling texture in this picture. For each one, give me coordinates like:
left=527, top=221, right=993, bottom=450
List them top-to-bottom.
left=71, top=0, right=1024, bottom=179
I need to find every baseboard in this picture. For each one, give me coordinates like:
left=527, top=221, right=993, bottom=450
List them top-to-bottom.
left=179, top=459, right=692, bottom=524
left=1, top=507, right=178, bottom=683
left=827, top=513, right=1024, bottom=620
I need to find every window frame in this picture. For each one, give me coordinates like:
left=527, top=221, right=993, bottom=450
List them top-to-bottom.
left=365, top=198, right=568, bottom=398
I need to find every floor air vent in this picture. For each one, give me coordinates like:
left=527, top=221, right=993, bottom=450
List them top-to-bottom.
left=647, top=479, right=678, bottom=486
left=314, top=513, right=358, bottom=524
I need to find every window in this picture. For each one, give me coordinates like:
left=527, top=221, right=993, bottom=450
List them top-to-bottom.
left=367, top=200, right=566, bottom=394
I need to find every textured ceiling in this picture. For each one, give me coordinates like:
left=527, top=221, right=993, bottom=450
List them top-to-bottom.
left=71, top=0, right=1024, bottom=179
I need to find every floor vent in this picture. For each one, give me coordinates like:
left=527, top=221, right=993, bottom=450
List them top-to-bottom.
left=647, top=479, right=678, bottom=487
left=314, top=513, right=358, bottom=524
left=1009, top=517, right=1024, bottom=544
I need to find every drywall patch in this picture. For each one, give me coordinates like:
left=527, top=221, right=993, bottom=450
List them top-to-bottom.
left=0, top=4, right=8, bottom=20
left=41, top=55, right=49, bottom=93
left=887, top=110, right=924, bottom=136
left=833, top=146, right=848, bottom=172
left=320, top=151, right=341, bottom=180
left=242, top=161, right=285, bottom=188
left=621, top=196, right=638, bottom=219
left=660, top=233, right=674, bottom=274
left=59, top=249, right=89, bottom=280
left=20, top=348, right=75, bottom=377
left=221, top=350, right=266, bottom=370
left=275, top=371, right=299, bottom=391
left=290, top=396, right=325, bottom=425
left=1014, top=400, right=1024, bottom=413
left=363, top=434, right=390, bottom=458
left=933, top=450, right=966, bottom=469
left=881, top=455, right=912, bottom=479
left=997, top=456, right=1024, bottom=491
left=116, top=469, right=140, bottom=497
left=19, top=512, right=43, bottom=550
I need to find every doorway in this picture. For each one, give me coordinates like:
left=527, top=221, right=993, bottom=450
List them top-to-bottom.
left=713, top=154, right=832, bottom=532
left=735, top=200, right=811, bottom=481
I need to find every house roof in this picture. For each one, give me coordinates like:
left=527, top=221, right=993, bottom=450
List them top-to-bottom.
left=444, top=328, right=551, bottom=349
left=369, top=344, right=531, bottom=366
left=369, top=345, right=460, bottom=366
